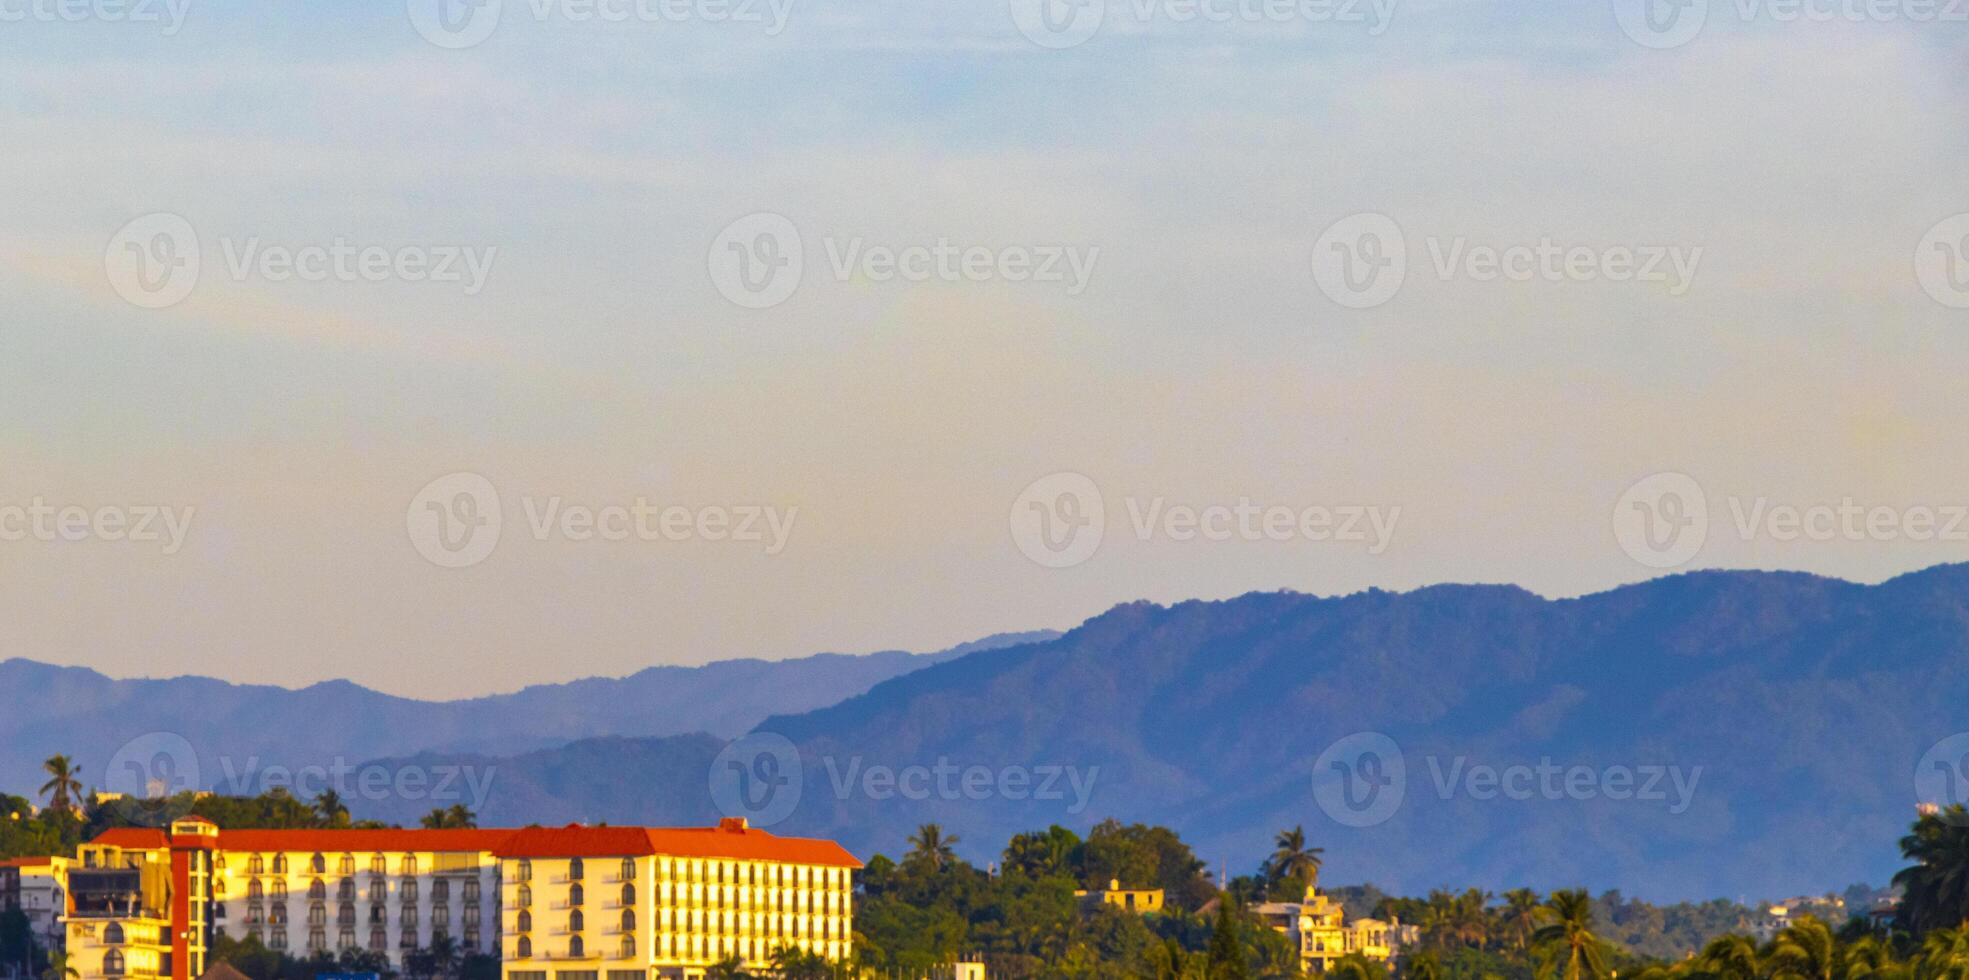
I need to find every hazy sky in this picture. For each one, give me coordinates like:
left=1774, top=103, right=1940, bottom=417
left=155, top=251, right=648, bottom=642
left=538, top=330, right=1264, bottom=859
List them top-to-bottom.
left=2, top=0, right=1966, bottom=698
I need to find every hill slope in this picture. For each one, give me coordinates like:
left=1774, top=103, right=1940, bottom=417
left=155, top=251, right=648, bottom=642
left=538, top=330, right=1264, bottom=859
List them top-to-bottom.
left=356, top=566, right=1969, bottom=900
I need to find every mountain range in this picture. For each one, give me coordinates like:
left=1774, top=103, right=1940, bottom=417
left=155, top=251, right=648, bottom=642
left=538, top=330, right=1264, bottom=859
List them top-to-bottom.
left=12, top=565, right=1969, bottom=902
left=350, top=565, right=1969, bottom=902
left=0, top=630, right=1057, bottom=800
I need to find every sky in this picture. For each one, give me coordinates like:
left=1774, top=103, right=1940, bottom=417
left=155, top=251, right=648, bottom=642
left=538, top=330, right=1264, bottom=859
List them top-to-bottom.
left=1, top=0, right=1967, bottom=698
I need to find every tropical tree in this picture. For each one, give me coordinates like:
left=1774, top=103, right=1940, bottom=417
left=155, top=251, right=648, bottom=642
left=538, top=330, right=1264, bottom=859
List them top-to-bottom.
left=38, top=757, right=82, bottom=814
left=313, top=790, right=350, bottom=828
left=419, top=805, right=476, bottom=830
left=1897, top=806, right=1969, bottom=934
left=906, top=824, right=960, bottom=873
left=1267, top=827, right=1324, bottom=890
left=1502, top=889, right=1543, bottom=953
left=1532, top=890, right=1610, bottom=980
left=1206, top=899, right=1248, bottom=980
left=1768, top=915, right=1838, bottom=980
left=1918, top=926, right=1969, bottom=980
left=1697, top=933, right=1761, bottom=980
left=41, top=950, right=79, bottom=980
left=1404, top=950, right=1444, bottom=980
left=1331, top=952, right=1390, bottom=980
left=705, top=954, right=751, bottom=980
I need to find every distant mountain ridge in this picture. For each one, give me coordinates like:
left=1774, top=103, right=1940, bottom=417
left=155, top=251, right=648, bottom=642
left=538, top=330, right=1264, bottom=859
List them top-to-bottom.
left=345, top=565, right=1969, bottom=902
left=0, top=630, right=1059, bottom=798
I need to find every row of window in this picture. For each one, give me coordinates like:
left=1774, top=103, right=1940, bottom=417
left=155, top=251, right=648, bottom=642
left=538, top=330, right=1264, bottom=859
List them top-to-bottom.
left=234, top=854, right=472, bottom=876
left=507, top=860, right=847, bottom=890
left=234, top=879, right=482, bottom=903
left=511, top=884, right=841, bottom=913
left=237, top=901, right=486, bottom=927
left=512, top=913, right=846, bottom=942
left=245, top=925, right=484, bottom=953
left=510, top=936, right=637, bottom=959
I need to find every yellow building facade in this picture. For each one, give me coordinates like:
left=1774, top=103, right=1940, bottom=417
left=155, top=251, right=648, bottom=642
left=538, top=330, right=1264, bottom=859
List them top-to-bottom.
left=1254, top=886, right=1402, bottom=974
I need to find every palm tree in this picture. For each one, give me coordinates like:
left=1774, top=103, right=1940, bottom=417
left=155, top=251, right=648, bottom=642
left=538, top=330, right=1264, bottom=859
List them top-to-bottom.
left=38, top=757, right=82, bottom=814
left=313, top=790, right=350, bottom=828
left=419, top=806, right=476, bottom=830
left=1896, top=806, right=1969, bottom=934
left=907, top=824, right=959, bottom=872
left=1268, top=826, right=1324, bottom=888
left=1503, top=889, right=1543, bottom=953
left=1532, top=890, right=1610, bottom=980
left=1768, top=915, right=1837, bottom=980
left=1920, top=926, right=1969, bottom=980
left=1697, top=933, right=1761, bottom=980
left=1842, top=935, right=1902, bottom=980
left=41, top=951, right=78, bottom=980
left=1405, top=951, right=1444, bottom=980
left=1330, top=953, right=1389, bottom=980
left=705, top=954, right=751, bottom=980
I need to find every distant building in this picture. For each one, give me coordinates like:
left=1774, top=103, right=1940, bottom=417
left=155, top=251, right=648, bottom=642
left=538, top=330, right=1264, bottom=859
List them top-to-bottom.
left=1, top=856, right=70, bottom=955
left=1073, top=880, right=1164, bottom=914
left=1254, top=885, right=1406, bottom=974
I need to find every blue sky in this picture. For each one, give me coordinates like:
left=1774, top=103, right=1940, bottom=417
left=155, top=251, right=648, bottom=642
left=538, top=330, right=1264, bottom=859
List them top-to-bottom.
left=1, top=0, right=1967, bottom=696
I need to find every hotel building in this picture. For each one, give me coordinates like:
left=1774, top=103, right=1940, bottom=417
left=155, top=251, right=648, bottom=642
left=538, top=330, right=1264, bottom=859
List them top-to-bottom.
left=59, top=817, right=858, bottom=980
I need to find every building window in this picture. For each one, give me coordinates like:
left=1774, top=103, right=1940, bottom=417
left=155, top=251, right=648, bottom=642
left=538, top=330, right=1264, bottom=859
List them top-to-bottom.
left=311, top=854, right=326, bottom=874
left=250, top=855, right=265, bottom=875
left=273, top=855, right=288, bottom=874
left=340, top=855, right=356, bottom=875
left=372, top=855, right=388, bottom=875
left=402, top=856, right=419, bottom=876
left=618, top=859, right=634, bottom=882
left=516, top=860, right=532, bottom=883
left=272, top=879, right=288, bottom=899
left=309, top=879, right=327, bottom=901
left=338, top=880, right=355, bottom=902
left=433, top=880, right=450, bottom=902
left=465, top=880, right=482, bottom=903
left=369, top=881, right=386, bottom=904
left=403, top=881, right=420, bottom=902
left=568, top=884, right=583, bottom=907
left=620, top=884, right=634, bottom=907
left=518, top=885, right=532, bottom=907
left=340, top=902, right=357, bottom=927
left=309, top=903, right=327, bottom=926
left=465, top=905, right=481, bottom=926
left=402, top=906, right=420, bottom=929
left=434, top=906, right=450, bottom=928
left=518, top=910, right=532, bottom=933
left=568, top=910, right=584, bottom=933
left=618, top=910, right=633, bottom=932
left=465, top=927, right=480, bottom=948
left=308, top=928, right=327, bottom=952
left=369, top=928, right=387, bottom=952
left=271, top=929, right=289, bottom=951
left=400, top=930, right=418, bottom=950
left=618, top=935, right=634, bottom=958
left=567, top=936, right=584, bottom=959
left=517, top=937, right=532, bottom=959
left=103, top=951, right=124, bottom=976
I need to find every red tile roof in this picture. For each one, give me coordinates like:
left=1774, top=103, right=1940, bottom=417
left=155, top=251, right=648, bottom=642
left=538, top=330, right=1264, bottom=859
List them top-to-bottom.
left=80, top=823, right=860, bottom=867
left=493, top=823, right=862, bottom=868
left=90, top=828, right=168, bottom=849
left=0, top=856, right=56, bottom=868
